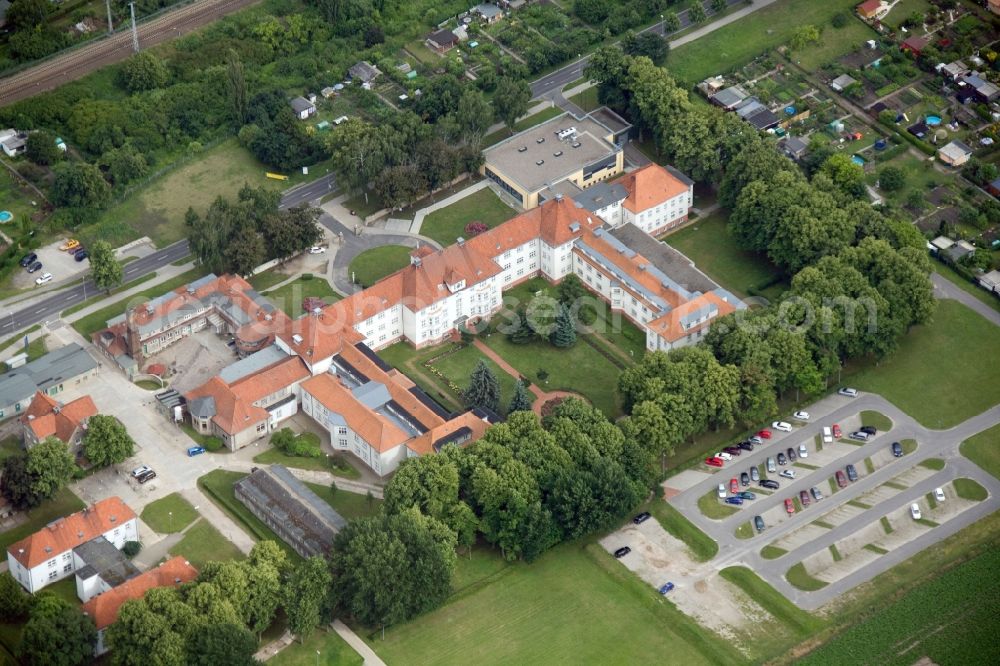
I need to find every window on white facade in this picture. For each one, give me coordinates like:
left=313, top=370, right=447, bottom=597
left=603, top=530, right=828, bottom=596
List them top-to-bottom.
left=256, top=422, right=267, bottom=433
left=337, top=427, right=347, bottom=435
left=48, top=559, right=56, bottom=568
left=63, top=563, right=72, bottom=572
left=48, top=571, right=58, bottom=580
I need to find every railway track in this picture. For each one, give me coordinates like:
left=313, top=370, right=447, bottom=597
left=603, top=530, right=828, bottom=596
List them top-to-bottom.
left=0, top=0, right=258, bottom=106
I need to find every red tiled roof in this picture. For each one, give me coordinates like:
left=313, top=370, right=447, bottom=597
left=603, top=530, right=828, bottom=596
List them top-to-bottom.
left=857, top=0, right=881, bottom=12
left=613, top=164, right=689, bottom=214
left=647, top=292, right=737, bottom=343
left=230, top=356, right=310, bottom=405
left=302, top=373, right=411, bottom=453
left=184, top=376, right=268, bottom=435
left=21, top=391, right=98, bottom=443
left=408, top=410, right=490, bottom=456
left=7, top=497, right=136, bottom=569
left=82, top=556, right=198, bottom=630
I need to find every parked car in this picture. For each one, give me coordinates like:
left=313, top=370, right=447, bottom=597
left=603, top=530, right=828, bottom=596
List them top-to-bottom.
left=60, top=239, right=80, bottom=251
left=309, top=246, right=326, bottom=254
left=74, top=250, right=88, bottom=262
left=19, top=252, right=37, bottom=267
left=26, top=261, right=42, bottom=273
left=34, top=273, right=53, bottom=285
left=838, top=387, right=859, bottom=397
left=793, top=411, right=810, bottom=421
left=772, top=421, right=792, bottom=432
left=832, top=424, right=842, bottom=439
left=860, top=425, right=877, bottom=436
left=822, top=426, right=833, bottom=444
left=757, top=429, right=772, bottom=439
left=849, top=431, right=871, bottom=442
left=749, top=436, right=763, bottom=445
left=739, top=441, right=754, bottom=452
left=892, top=441, right=903, bottom=457
left=798, top=444, right=808, bottom=459
left=187, top=446, right=206, bottom=457
left=723, top=446, right=742, bottom=456
left=786, top=447, right=797, bottom=462
left=716, top=451, right=733, bottom=462
left=777, top=452, right=787, bottom=466
left=705, top=457, right=724, bottom=468
left=766, top=457, right=776, bottom=473
left=846, top=464, right=858, bottom=482
left=130, top=465, right=151, bottom=478
left=750, top=466, right=760, bottom=482
left=779, top=469, right=795, bottom=479
left=136, top=470, right=156, bottom=484
left=836, top=470, right=848, bottom=488
left=740, top=472, right=750, bottom=487
left=730, top=478, right=739, bottom=494
left=760, top=479, right=780, bottom=490
left=718, top=483, right=727, bottom=498
left=810, top=487, right=823, bottom=501
left=934, top=487, right=946, bottom=502
left=799, top=490, right=811, bottom=507
left=739, top=491, right=756, bottom=500
left=724, top=497, right=744, bottom=506
left=784, top=499, right=795, bottom=514
left=910, top=503, right=922, bottom=520
left=633, top=512, right=651, bottom=525
left=754, top=515, right=765, bottom=532
left=614, top=547, right=631, bottom=558
left=659, top=582, right=675, bottom=594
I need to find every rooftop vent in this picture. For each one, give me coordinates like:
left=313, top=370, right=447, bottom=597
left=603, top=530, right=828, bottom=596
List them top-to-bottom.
left=556, top=127, right=577, bottom=140
left=572, top=142, right=582, bottom=148
left=517, top=146, right=527, bottom=152
left=553, top=151, right=563, bottom=157
left=536, top=160, right=544, bottom=165
left=555, top=194, right=563, bottom=202
left=456, top=236, right=465, bottom=245
left=638, top=264, right=646, bottom=271
left=186, top=285, right=195, bottom=294
left=146, top=305, right=154, bottom=315
left=313, top=308, right=322, bottom=316
left=264, top=314, right=272, bottom=321
left=292, top=334, right=303, bottom=345
left=110, top=516, right=117, bottom=523
left=77, top=531, right=83, bottom=538
left=44, top=546, right=52, bottom=553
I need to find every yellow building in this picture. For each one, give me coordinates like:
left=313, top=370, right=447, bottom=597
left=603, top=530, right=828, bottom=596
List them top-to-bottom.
left=481, top=108, right=630, bottom=209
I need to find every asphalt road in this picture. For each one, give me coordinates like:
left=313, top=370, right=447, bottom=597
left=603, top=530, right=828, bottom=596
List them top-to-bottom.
left=529, top=0, right=745, bottom=99
left=278, top=173, right=337, bottom=210
left=669, top=392, right=1000, bottom=609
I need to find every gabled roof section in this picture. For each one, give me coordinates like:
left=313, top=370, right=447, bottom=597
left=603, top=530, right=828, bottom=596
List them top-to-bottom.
left=614, top=164, right=690, bottom=214
left=647, top=291, right=738, bottom=342
left=21, top=391, right=98, bottom=443
left=82, top=556, right=197, bottom=630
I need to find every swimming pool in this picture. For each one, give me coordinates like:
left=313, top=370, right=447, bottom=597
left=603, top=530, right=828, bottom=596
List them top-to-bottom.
left=926, top=115, right=942, bottom=126
left=851, top=155, right=865, bottom=166
left=0, top=211, right=12, bottom=223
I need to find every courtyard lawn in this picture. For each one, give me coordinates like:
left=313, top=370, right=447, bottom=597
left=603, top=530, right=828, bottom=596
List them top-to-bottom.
left=667, top=0, right=863, bottom=84
left=568, top=87, right=600, bottom=113
left=419, top=188, right=517, bottom=247
left=662, top=212, right=784, bottom=299
left=348, top=245, right=412, bottom=288
left=263, top=276, right=342, bottom=317
left=847, top=300, right=1000, bottom=429
left=482, top=332, right=623, bottom=416
left=376, top=342, right=466, bottom=413
left=432, top=344, right=519, bottom=412
left=960, top=424, right=1000, bottom=480
left=253, top=447, right=361, bottom=479
left=303, top=483, right=382, bottom=521
left=0, top=488, right=85, bottom=552
left=140, top=493, right=198, bottom=534
left=170, top=519, right=244, bottom=569
left=364, top=542, right=743, bottom=666
left=271, top=626, right=363, bottom=666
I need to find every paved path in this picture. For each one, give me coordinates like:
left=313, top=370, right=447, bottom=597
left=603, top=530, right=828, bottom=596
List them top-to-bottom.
left=409, top=180, right=492, bottom=234
left=931, top=271, right=1000, bottom=328
left=668, top=392, right=1000, bottom=610
left=333, top=620, right=387, bottom=666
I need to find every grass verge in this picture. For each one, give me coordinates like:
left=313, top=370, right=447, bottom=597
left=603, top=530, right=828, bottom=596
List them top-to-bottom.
left=348, top=245, right=412, bottom=288
left=860, top=410, right=892, bottom=432
left=960, top=423, right=1000, bottom=480
left=253, top=448, right=361, bottom=479
left=919, top=458, right=944, bottom=471
left=953, top=478, right=987, bottom=502
left=697, top=488, right=738, bottom=519
left=140, top=493, right=198, bottom=534
left=649, top=498, right=718, bottom=561
left=880, top=516, right=894, bottom=534
left=171, top=519, right=243, bottom=568
left=761, top=544, right=788, bottom=560
left=785, top=563, right=828, bottom=591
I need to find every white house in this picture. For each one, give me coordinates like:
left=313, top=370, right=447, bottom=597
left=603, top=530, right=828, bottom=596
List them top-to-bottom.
left=289, top=96, right=316, bottom=120
left=6, top=497, right=138, bottom=594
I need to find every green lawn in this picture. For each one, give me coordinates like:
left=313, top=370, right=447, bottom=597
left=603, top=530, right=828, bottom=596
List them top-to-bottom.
left=667, top=0, right=864, bottom=84
left=795, top=15, right=880, bottom=71
left=568, top=87, right=600, bottom=113
left=483, top=106, right=564, bottom=147
left=419, top=188, right=517, bottom=246
left=661, top=212, right=785, bottom=299
left=348, top=245, right=412, bottom=288
left=933, top=264, right=1000, bottom=315
left=70, top=266, right=207, bottom=338
left=248, top=267, right=289, bottom=292
left=263, top=276, right=341, bottom=317
left=849, top=300, right=1000, bottom=428
left=482, top=332, right=623, bottom=417
left=2, top=335, right=48, bottom=371
left=431, top=343, right=519, bottom=412
left=860, top=411, right=892, bottom=433
left=180, top=423, right=224, bottom=451
left=960, top=423, right=1000, bottom=480
left=0, top=435, right=21, bottom=462
left=253, top=447, right=361, bottom=479
left=920, top=457, right=945, bottom=471
left=953, top=478, right=987, bottom=502
left=303, top=483, right=382, bottom=521
left=0, top=487, right=85, bottom=552
left=696, top=488, right=738, bottom=520
left=140, top=493, right=198, bottom=534
left=649, top=498, right=718, bottom=561
left=170, top=519, right=244, bottom=569
left=734, top=522, right=753, bottom=539
left=365, top=542, right=743, bottom=666
left=761, top=544, right=788, bottom=560
left=785, top=562, right=828, bottom=591
left=719, top=567, right=823, bottom=637
left=41, top=578, right=82, bottom=607
left=271, top=626, right=363, bottom=666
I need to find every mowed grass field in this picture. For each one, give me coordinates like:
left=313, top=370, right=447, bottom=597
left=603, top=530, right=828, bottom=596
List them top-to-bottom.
left=666, top=0, right=864, bottom=84
left=419, top=188, right=517, bottom=246
left=348, top=245, right=412, bottom=288
left=263, top=276, right=342, bottom=317
left=849, top=300, right=1000, bottom=429
left=960, top=423, right=1000, bottom=480
left=365, top=542, right=743, bottom=666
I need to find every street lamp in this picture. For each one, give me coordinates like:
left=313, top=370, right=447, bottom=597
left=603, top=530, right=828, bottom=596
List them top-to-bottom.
left=661, top=14, right=664, bottom=34
left=168, top=511, right=173, bottom=532
left=315, top=650, right=320, bottom=666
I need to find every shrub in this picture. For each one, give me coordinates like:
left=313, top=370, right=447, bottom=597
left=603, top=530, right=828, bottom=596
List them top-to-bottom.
left=464, top=222, right=488, bottom=237
left=301, top=272, right=314, bottom=281
left=203, top=437, right=224, bottom=452
left=122, top=541, right=142, bottom=558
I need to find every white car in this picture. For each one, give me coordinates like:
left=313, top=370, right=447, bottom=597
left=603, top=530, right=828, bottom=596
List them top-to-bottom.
left=309, top=246, right=326, bottom=254
left=34, top=272, right=53, bottom=285
left=838, top=387, right=859, bottom=397
left=793, top=410, right=810, bottom=421
left=772, top=421, right=792, bottom=432
left=798, top=444, right=808, bottom=459
left=716, top=451, right=733, bottom=462
left=130, top=465, right=151, bottom=478
left=779, top=469, right=796, bottom=479
left=718, top=483, right=727, bottom=498
left=934, top=487, right=946, bottom=502
left=910, top=503, right=922, bottom=520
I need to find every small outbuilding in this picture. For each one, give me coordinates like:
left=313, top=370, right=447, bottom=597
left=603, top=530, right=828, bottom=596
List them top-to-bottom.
left=427, top=28, right=459, bottom=53
left=348, top=61, right=382, bottom=84
left=830, top=74, right=858, bottom=92
left=289, top=96, right=316, bottom=120
left=937, top=140, right=972, bottom=167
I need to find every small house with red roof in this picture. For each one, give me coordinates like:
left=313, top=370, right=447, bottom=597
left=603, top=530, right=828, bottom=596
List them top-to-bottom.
left=856, top=0, right=884, bottom=19
left=901, top=35, right=929, bottom=56
left=20, top=390, right=98, bottom=452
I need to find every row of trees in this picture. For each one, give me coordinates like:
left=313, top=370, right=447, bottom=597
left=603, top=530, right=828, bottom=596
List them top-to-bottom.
left=186, top=185, right=322, bottom=276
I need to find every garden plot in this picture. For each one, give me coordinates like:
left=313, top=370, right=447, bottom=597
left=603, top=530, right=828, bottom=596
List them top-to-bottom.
left=600, top=520, right=775, bottom=649
left=771, top=522, right=830, bottom=552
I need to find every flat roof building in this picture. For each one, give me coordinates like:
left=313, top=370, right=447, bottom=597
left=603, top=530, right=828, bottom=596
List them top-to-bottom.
left=0, top=343, right=98, bottom=421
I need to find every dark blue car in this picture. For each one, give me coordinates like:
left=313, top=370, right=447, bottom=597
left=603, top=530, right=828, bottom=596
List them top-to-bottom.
left=187, top=446, right=206, bottom=457
left=724, top=497, right=744, bottom=506
left=659, top=582, right=675, bottom=594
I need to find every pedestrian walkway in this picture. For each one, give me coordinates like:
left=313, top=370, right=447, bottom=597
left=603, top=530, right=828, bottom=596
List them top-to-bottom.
left=409, top=180, right=491, bottom=234
left=61, top=260, right=196, bottom=326
left=471, top=339, right=583, bottom=414
left=333, top=620, right=387, bottom=666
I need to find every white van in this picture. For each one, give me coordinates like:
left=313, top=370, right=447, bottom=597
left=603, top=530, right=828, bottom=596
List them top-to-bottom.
left=822, top=426, right=833, bottom=444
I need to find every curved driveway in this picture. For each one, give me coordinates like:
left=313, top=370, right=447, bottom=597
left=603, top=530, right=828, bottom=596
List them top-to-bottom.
left=669, top=392, right=1000, bottom=610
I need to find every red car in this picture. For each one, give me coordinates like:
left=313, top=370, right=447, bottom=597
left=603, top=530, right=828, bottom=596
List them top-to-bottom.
left=832, top=424, right=842, bottom=439
left=757, top=429, right=772, bottom=439
left=705, top=457, right=724, bottom=468
left=836, top=470, right=848, bottom=488
left=730, top=478, right=739, bottom=494
left=799, top=490, right=811, bottom=507
left=784, top=498, right=795, bottom=514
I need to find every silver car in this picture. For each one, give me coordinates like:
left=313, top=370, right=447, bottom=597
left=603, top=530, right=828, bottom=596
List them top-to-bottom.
left=766, top=457, right=776, bottom=473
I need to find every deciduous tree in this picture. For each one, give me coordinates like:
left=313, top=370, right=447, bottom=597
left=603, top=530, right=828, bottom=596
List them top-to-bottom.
left=119, top=52, right=169, bottom=93
left=493, top=77, right=530, bottom=131
left=25, top=129, right=60, bottom=166
left=51, top=162, right=111, bottom=210
left=89, top=241, right=124, bottom=294
left=82, top=414, right=134, bottom=466
left=26, top=437, right=75, bottom=501
left=284, top=557, right=331, bottom=641
left=18, top=594, right=96, bottom=666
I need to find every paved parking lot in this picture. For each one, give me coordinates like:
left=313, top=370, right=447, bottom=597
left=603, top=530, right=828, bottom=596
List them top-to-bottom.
left=665, top=391, right=1000, bottom=610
